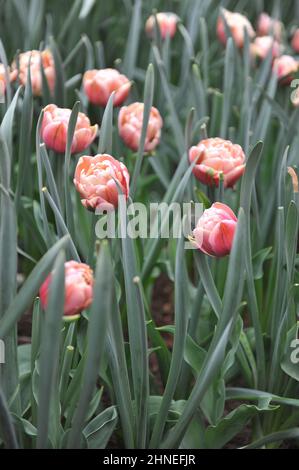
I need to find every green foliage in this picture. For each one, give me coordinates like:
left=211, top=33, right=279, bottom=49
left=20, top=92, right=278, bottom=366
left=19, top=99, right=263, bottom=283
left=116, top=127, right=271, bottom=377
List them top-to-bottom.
left=0, top=0, right=298, bottom=450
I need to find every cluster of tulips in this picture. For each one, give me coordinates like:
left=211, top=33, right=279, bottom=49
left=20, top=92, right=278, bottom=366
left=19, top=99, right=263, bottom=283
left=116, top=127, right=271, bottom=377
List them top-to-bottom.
left=1, top=8, right=288, bottom=320
left=217, top=8, right=299, bottom=94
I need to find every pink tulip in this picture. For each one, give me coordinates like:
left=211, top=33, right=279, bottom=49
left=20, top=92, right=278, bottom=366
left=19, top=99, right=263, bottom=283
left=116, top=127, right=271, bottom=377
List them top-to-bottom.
left=217, top=8, right=255, bottom=48
left=145, top=12, right=178, bottom=40
left=257, top=13, right=282, bottom=40
left=291, top=29, right=299, bottom=53
left=250, top=36, right=281, bottom=60
left=11, top=50, right=55, bottom=96
left=272, top=55, right=299, bottom=84
left=0, top=64, right=17, bottom=97
left=83, top=68, right=131, bottom=107
left=118, top=102, right=163, bottom=152
left=41, top=104, right=98, bottom=154
left=189, top=138, right=246, bottom=188
left=74, top=153, right=130, bottom=212
left=193, top=202, right=237, bottom=257
left=39, top=261, right=94, bottom=317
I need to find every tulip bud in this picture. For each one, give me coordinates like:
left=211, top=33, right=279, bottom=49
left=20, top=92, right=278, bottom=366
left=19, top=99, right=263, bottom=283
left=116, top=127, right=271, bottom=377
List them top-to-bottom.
left=217, top=8, right=255, bottom=48
left=145, top=12, right=179, bottom=40
left=257, top=13, right=282, bottom=40
left=291, top=29, right=299, bottom=53
left=250, top=36, right=282, bottom=60
left=11, top=49, right=55, bottom=97
left=272, top=55, right=299, bottom=85
left=0, top=64, right=17, bottom=98
left=83, top=68, right=131, bottom=107
left=118, top=102, right=163, bottom=152
left=41, top=104, right=98, bottom=154
left=189, top=137, right=246, bottom=188
left=74, top=153, right=130, bottom=212
left=193, top=202, right=237, bottom=257
left=39, top=261, right=94, bottom=318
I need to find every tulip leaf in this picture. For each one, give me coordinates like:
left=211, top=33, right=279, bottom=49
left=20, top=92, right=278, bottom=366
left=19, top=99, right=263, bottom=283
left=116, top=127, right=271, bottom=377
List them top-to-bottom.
left=98, top=91, right=114, bottom=154
left=66, top=241, right=113, bottom=448
left=37, top=249, right=65, bottom=448
left=83, top=406, right=118, bottom=449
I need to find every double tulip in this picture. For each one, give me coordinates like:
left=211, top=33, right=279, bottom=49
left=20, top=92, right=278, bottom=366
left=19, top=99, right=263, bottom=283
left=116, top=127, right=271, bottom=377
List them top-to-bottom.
left=217, top=8, right=255, bottom=48
left=145, top=12, right=178, bottom=40
left=257, top=13, right=282, bottom=40
left=292, top=29, right=299, bottom=53
left=250, top=36, right=281, bottom=60
left=12, top=49, right=55, bottom=97
left=273, top=55, right=299, bottom=84
left=0, top=64, right=17, bottom=96
left=83, top=68, right=131, bottom=107
left=118, top=102, right=163, bottom=152
left=41, top=104, right=98, bottom=154
left=189, top=137, right=246, bottom=188
left=74, top=154, right=130, bottom=212
left=193, top=202, right=237, bottom=257
left=39, top=261, right=94, bottom=318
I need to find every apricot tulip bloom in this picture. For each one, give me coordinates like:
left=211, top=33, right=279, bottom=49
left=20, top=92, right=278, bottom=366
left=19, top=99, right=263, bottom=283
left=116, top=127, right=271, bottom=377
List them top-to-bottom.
left=217, top=8, right=255, bottom=48
left=145, top=12, right=178, bottom=39
left=12, top=49, right=55, bottom=96
left=273, top=55, right=299, bottom=84
left=83, top=68, right=131, bottom=107
left=118, top=102, right=163, bottom=152
left=41, top=104, right=98, bottom=154
left=189, top=138, right=246, bottom=188
left=74, top=154, right=130, bottom=212
left=193, top=202, right=237, bottom=257
left=39, top=261, right=94, bottom=318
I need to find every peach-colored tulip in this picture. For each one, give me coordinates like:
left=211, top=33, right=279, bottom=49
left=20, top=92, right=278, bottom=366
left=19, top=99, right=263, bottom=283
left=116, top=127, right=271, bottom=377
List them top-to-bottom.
left=217, top=8, right=255, bottom=48
left=145, top=12, right=178, bottom=39
left=257, top=13, right=282, bottom=40
left=291, top=29, right=299, bottom=53
left=250, top=36, right=281, bottom=60
left=11, top=49, right=55, bottom=96
left=273, top=55, right=299, bottom=84
left=0, top=64, right=17, bottom=97
left=83, top=68, right=131, bottom=107
left=118, top=102, right=163, bottom=152
left=41, top=104, right=98, bottom=154
left=189, top=138, right=246, bottom=188
left=74, top=154, right=130, bottom=212
left=193, top=202, right=237, bottom=257
left=39, top=261, right=94, bottom=317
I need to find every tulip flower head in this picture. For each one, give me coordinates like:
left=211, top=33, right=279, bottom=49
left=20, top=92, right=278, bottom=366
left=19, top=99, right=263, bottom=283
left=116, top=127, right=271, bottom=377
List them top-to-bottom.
left=217, top=8, right=255, bottom=48
left=145, top=12, right=179, bottom=40
left=257, top=13, right=282, bottom=40
left=291, top=29, right=299, bottom=53
left=250, top=36, right=282, bottom=60
left=12, top=49, right=55, bottom=96
left=273, top=55, right=299, bottom=84
left=0, top=64, right=17, bottom=98
left=83, top=68, right=131, bottom=107
left=118, top=102, right=163, bottom=152
left=41, top=104, right=98, bottom=154
left=189, top=138, right=246, bottom=188
left=74, top=153, right=130, bottom=212
left=192, top=202, right=237, bottom=257
left=39, top=261, right=94, bottom=318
